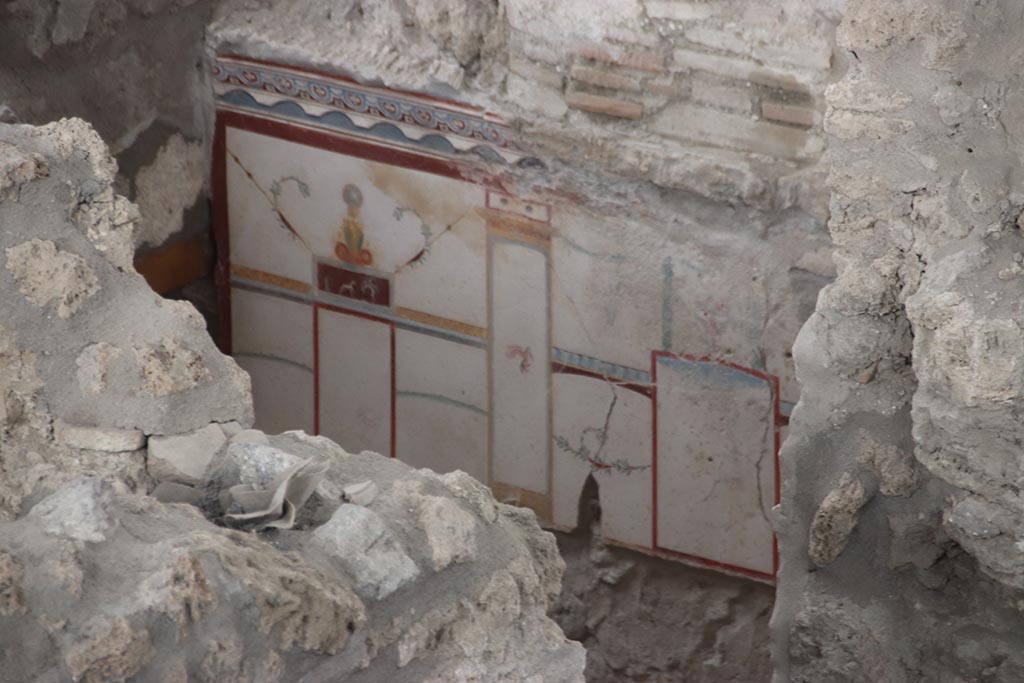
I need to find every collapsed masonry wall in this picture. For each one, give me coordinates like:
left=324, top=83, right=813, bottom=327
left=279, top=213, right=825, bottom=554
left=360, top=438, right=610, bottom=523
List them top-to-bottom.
left=773, top=1, right=1024, bottom=681
left=0, top=118, right=584, bottom=683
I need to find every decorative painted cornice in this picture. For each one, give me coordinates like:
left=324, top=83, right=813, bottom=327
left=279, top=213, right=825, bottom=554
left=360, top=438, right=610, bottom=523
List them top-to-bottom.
left=212, top=55, right=527, bottom=163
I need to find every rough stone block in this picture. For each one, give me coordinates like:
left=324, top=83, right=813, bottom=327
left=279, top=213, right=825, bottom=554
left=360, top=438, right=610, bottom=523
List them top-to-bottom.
left=565, top=91, right=644, bottom=119
left=54, top=420, right=145, bottom=452
left=148, top=423, right=227, bottom=485
left=228, top=428, right=270, bottom=446
left=28, top=478, right=114, bottom=543
left=418, top=495, right=477, bottom=570
left=310, top=504, right=420, bottom=600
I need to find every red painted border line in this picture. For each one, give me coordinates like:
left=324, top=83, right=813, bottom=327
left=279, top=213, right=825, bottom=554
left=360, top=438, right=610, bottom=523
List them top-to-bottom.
left=211, top=115, right=231, bottom=354
left=313, top=304, right=320, bottom=436
left=390, top=322, right=397, bottom=460
left=650, top=349, right=782, bottom=582
left=651, top=352, right=659, bottom=551
left=551, top=361, right=654, bottom=399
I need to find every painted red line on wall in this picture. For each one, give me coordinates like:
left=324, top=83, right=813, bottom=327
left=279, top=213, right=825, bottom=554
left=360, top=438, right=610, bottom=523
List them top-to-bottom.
left=211, top=115, right=232, bottom=354
left=313, top=303, right=320, bottom=436
left=390, top=324, right=397, bottom=459
left=650, top=349, right=782, bottom=582
left=651, top=351, right=659, bottom=551
left=551, top=361, right=654, bottom=399
left=772, top=375, right=782, bottom=577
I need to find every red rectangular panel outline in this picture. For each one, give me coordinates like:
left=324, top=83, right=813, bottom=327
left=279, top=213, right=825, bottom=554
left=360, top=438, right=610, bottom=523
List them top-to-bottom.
left=650, top=350, right=781, bottom=583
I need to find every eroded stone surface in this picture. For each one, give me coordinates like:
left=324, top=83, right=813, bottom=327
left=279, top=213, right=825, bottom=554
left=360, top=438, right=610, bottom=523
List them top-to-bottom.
left=773, top=2, right=1024, bottom=681
left=5, top=239, right=99, bottom=318
left=309, top=503, right=420, bottom=600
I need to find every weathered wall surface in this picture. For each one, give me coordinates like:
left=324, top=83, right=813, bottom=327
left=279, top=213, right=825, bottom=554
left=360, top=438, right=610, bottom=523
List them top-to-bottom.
left=773, top=1, right=1024, bottom=681
left=0, top=117, right=584, bottom=683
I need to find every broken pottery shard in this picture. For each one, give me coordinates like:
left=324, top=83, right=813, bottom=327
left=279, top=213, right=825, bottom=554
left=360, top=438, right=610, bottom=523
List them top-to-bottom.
left=224, top=457, right=329, bottom=531
left=808, top=472, right=869, bottom=567
left=342, top=480, right=379, bottom=506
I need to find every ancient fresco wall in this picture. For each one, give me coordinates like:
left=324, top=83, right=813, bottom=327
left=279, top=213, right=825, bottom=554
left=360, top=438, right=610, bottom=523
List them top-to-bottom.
left=214, top=54, right=808, bottom=582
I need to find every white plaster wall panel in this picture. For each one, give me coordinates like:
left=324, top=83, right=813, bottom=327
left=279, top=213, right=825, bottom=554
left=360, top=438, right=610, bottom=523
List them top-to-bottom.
left=226, top=127, right=314, bottom=285
left=393, top=211, right=488, bottom=329
left=550, top=212, right=662, bottom=370
left=490, top=238, right=550, bottom=493
left=667, top=241, right=768, bottom=368
left=230, top=286, right=314, bottom=434
left=231, top=287, right=314, bottom=368
left=317, top=307, right=392, bottom=456
left=395, top=328, right=487, bottom=479
left=655, top=355, right=775, bottom=576
left=237, top=356, right=315, bottom=435
left=552, top=373, right=653, bottom=548
left=595, top=388, right=653, bottom=548
left=396, top=398, right=488, bottom=481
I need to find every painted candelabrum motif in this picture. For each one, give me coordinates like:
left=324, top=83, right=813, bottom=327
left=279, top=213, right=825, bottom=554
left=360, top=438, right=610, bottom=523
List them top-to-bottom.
left=335, top=183, right=373, bottom=266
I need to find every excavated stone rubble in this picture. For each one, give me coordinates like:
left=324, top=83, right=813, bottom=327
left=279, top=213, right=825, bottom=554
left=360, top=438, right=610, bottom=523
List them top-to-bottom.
left=773, top=1, right=1024, bottom=681
left=0, top=118, right=584, bottom=683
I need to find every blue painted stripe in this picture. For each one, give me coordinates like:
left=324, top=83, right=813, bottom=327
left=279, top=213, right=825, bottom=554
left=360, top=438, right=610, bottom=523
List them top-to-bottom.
left=552, top=347, right=651, bottom=384
left=655, top=355, right=769, bottom=389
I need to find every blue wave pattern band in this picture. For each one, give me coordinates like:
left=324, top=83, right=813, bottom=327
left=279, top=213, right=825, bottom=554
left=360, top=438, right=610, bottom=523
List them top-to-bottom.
left=212, top=59, right=520, bottom=152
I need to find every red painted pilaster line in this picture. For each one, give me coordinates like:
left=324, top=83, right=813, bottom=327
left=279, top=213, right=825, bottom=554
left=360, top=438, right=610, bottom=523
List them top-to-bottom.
left=211, top=114, right=232, bottom=354
left=313, top=303, right=320, bottom=436
left=390, top=324, right=397, bottom=459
